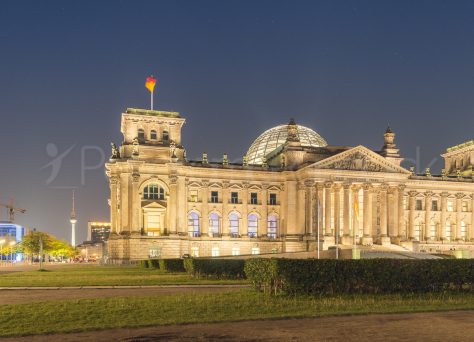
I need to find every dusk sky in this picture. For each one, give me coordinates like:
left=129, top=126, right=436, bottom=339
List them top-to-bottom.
left=1, top=0, right=474, bottom=242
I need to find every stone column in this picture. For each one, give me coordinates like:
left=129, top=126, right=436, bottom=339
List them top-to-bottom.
left=131, top=173, right=140, bottom=235
left=167, top=175, right=178, bottom=235
left=110, top=176, right=118, bottom=234
left=177, top=176, right=187, bottom=235
left=201, top=180, right=209, bottom=236
left=304, top=180, right=314, bottom=235
left=222, top=181, right=229, bottom=236
left=323, top=181, right=335, bottom=246
left=241, top=182, right=249, bottom=237
left=297, top=182, right=306, bottom=236
left=314, top=182, right=324, bottom=239
left=324, top=182, right=333, bottom=237
left=342, top=183, right=352, bottom=245
left=362, top=183, right=373, bottom=245
left=260, top=184, right=269, bottom=237
left=334, top=184, right=341, bottom=243
left=379, top=184, right=390, bottom=245
left=352, top=185, right=360, bottom=242
left=397, top=185, right=406, bottom=240
left=388, top=186, right=398, bottom=240
left=408, top=191, right=417, bottom=240
left=424, top=191, right=433, bottom=240
left=439, top=192, right=448, bottom=240
left=455, top=193, right=463, bottom=241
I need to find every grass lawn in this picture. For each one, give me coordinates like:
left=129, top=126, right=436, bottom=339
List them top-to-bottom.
left=0, top=265, right=246, bottom=287
left=1, top=289, right=474, bottom=337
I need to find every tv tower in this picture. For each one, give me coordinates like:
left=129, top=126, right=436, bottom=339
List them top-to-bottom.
left=70, top=190, right=77, bottom=247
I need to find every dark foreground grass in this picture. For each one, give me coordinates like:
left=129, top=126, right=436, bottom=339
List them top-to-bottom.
left=0, top=265, right=246, bottom=287
left=1, top=289, right=474, bottom=337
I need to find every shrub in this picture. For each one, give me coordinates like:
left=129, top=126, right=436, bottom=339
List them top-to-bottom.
left=184, top=258, right=245, bottom=279
left=148, top=259, right=160, bottom=269
left=158, top=259, right=185, bottom=272
left=244, top=259, right=474, bottom=295
left=139, top=260, right=149, bottom=268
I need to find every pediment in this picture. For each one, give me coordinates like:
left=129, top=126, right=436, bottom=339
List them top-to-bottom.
left=313, top=145, right=410, bottom=174
left=143, top=201, right=167, bottom=209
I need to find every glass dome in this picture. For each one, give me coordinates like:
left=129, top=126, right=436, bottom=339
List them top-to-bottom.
left=246, top=124, right=327, bottom=165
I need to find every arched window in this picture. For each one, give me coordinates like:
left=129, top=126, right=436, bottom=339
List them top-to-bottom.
left=138, top=128, right=145, bottom=142
left=150, top=130, right=157, bottom=140
left=162, top=130, right=169, bottom=142
left=143, top=184, right=166, bottom=200
left=188, top=212, right=200, bottom=237
left=209, top=213, right=220, bottom=237
left=229, top=213, right=239, bottom=237
left=248, top=214, right=258, bottom=238
left=267, top=215, right=278, bottom=239
left=446, top=221, right=452, bottom=241
left=461, top=221, right=466, bottom=240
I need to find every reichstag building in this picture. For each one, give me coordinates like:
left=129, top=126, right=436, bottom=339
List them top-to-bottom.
left=105, top=108, right=474, bottom=262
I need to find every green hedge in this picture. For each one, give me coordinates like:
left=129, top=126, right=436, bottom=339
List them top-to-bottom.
left=184, top=258, right=246, bottom=279
left=137, top=259, right=185, bottom=272
left=244, top=259, right=474, bottom=295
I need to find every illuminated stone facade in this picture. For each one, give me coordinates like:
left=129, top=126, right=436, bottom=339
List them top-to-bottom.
left=105, top=108, right=474, bottom=262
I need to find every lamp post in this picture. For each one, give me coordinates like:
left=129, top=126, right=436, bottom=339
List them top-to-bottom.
left=0, top=239, right=5, bottom=266
left=9, top=241, right=16, bottom=265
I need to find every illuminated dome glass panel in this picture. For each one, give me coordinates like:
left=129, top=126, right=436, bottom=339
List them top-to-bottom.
left=246, top=124, right=327, bottom=165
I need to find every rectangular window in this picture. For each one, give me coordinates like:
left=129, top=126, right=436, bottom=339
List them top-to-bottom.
left=190, top=190, right=198, bottom=203
left=211, top=191, right=219, bottom=203
left=231, top=192, right=238, bottom=204
left=250, top=192, right=258, bottom=205
left=269, top=193, right=277, bottom=205
left=416, top=199, right=423, bottom=211
left=431, top=200, right=438, bottom=211
left=447, top=200, right=454, bottom=212
left=462, top=201, right=468, bottom=212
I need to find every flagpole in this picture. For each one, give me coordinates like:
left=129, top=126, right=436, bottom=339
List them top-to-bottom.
left=151, top=91, right=153, bottom=110
left=317, top=198, right=320, bottom=260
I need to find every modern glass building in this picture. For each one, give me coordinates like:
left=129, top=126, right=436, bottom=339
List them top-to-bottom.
left=0, top=221, right=26, bottom=261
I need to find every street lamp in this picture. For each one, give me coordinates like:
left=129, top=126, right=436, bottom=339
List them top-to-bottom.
left=0, top=239, right=5, bottom=266
left=9, top=241, right=16, bottom=265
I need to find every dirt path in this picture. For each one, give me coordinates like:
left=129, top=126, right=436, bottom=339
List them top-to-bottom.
left=0, top=286, right=245, bottom=304
left=3, top=310, right=474, bottom=341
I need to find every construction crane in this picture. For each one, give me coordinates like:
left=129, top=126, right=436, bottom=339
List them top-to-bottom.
left=0, top=198, right=26, bottom=222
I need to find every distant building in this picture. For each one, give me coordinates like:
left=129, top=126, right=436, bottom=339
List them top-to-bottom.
left=0, top=221, right=27, bottom=261
left=87, top=221, right=111, bottom=243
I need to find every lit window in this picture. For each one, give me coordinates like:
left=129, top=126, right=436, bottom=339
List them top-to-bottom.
left=138, top=128, right=145, bottom=142
left=150, top=130, right=157, bottom=140
left=143, top=184, right=166, bottom=200
left=211, top=191, right=219, bottom=203
left=231, top=192, right=239, bottom=204
left=250, top=192, right=258, bottom=205
left=269, top=193, right=277, bottom=205
left=416, top=199, right=423, bottom=211
left=447, top=200, right=454, bottom=212
left=462, top=201, right=468, bottom=212
left=187, top=212, right=200, bottom=237
left=209, top=213, right=220, bottom=236
left=229, top=213, right=239, bottom=237
left=248, top=214, right=258, bottom=238
left=267, top=215, right=278, bottom=238
left=414, top=221, right=421, bottom=241
left=446, top=221, right=452, bottom=241
left=461, top=221, right=467, bottom=240
left=429, top=223, right=436, bottom=239
left=191, top=246, right=199, bottom=257
left=211, top=246, right=220, bottom=257
left=232, top=246, right=240, bottom=256
left=251, top=246, right=260, bottom=255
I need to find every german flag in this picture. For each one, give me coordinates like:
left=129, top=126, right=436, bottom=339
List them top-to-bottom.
left=145, top=76, right=157, bottom=93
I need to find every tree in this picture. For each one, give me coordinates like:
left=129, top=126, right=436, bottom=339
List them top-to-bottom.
left=20, top=231, right=54, bottom=264
left=48, top=239, right=76, bottom=260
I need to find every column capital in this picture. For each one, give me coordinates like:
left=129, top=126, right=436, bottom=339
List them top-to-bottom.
left=169, top=174, right=178, bottom=185
left=109, top=176, right=119, bottom=185
left=201, top=179, right=209, bottom=188
left=304, top=179, right=314, bottom=187
left=222, top=180, right=230, bottom=189
left=242, top=181, right=250, bottom=189
left=324, top=181, right=333, bottom=188
left=315, top=182, right=325, bottom=191
left=342, top=182, right=352, bottom=190
left=261, top=183, right=269, bottom=190
left=333, top=183, right=342, bottom=191
left=362, top=183, right=373, bottom=191
left=379, top=183, right=389, bottom=192
left=351, top=184, right=361, bottom=191
left=398, top=184, right=406, bottom=192
left=387, top=186, right=398, bottom=195
left=408, top=190, right=417, bottom=197
left=425, top=190, right=434, bottom=198
left=441, top=191, right=449, bottom=198
left=455, top=192, right=464, bottom=199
